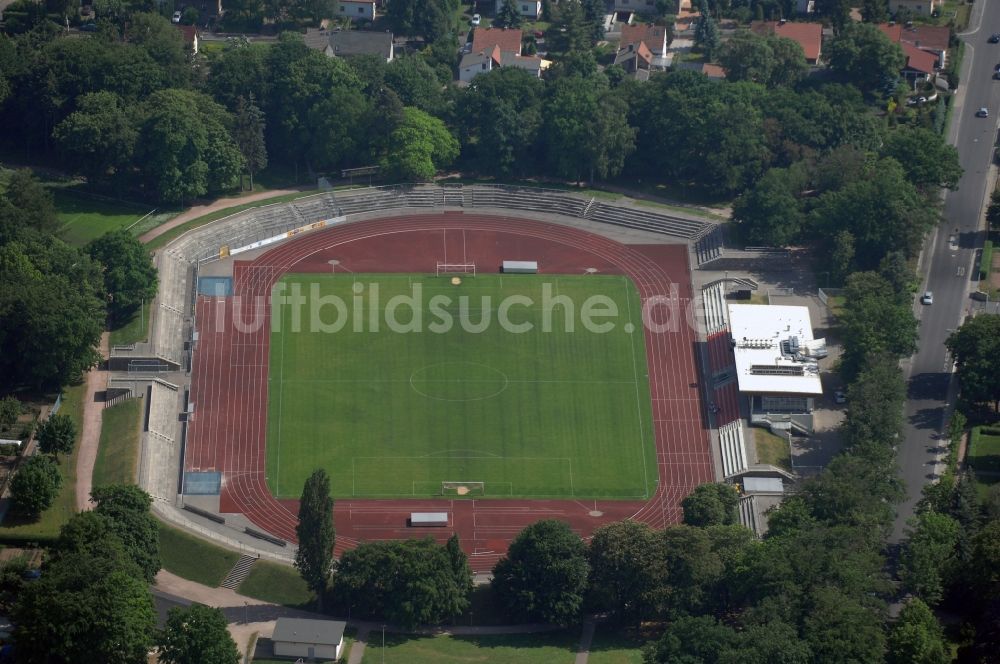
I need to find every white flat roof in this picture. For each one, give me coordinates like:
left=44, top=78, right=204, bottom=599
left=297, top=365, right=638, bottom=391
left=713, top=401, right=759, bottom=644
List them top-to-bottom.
left=727, top=304, right=823, bottom=395
left=743, top=476, right=784, bottom=493
left=410, top=512, right=449, bottom=523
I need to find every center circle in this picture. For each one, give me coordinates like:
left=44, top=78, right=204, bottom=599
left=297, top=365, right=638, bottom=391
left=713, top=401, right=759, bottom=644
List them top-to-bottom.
left=409, top=362, right=510, bottom=402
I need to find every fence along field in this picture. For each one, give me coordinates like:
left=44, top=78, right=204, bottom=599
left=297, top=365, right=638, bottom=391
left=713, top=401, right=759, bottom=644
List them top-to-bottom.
left=265, top=273, right=658, bottom=500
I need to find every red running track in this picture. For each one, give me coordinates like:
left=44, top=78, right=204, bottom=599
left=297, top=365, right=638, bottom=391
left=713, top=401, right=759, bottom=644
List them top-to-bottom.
left=185, top=214, right=714, bottom=571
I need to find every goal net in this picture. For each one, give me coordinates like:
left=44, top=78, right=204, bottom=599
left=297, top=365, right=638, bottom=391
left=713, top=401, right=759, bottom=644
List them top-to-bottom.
left=436, top=262, right=476, bottom=277
left=441, top=481, right=485, bottom=497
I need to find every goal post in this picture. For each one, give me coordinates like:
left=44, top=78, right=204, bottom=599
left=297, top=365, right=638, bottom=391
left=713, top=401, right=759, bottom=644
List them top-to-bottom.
left=436, top=262, right=476, bottom=277
left=441, top=481, right=485, bottom=496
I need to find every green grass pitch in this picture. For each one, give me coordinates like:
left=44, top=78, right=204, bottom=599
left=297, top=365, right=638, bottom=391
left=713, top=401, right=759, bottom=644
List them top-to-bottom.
left=265, top=273, right=657, bottom=500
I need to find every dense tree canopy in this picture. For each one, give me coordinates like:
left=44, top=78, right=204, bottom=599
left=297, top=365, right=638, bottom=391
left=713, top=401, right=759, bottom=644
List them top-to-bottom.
left=826, top=23, right=906, bottom=96
left=87, top=230, right=158, bottom=323
left=946, top=315, right=1000, bottom=411
left=36, top=412, right=76, bottom=460
left=682, top=483, right=740, bottom=527
left=91, top=484, right=161, bottom=583
left=492, top=519, right=590, bottom=625
left=334, top=537, right=470, bottom=628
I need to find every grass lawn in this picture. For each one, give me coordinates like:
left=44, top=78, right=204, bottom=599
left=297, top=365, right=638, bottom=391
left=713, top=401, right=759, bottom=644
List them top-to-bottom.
left=53, top=189, right=152, bottom=246
left=633, top=198, right=728, bottom=221
left=266, top=274, right=657, bottom=500
left=109, top=299, right=152, bottom=347
left=0, top=384, right=84, bottom=544
left=92, top=398, right=143, bottom=488
left=969, top=426, right=1000, bottom=473
left=753, top=427, right=791, bottom=470
left=157, top=520, right=239, bottom=587
left=237, top=560, right=313, bottom=607
left=587, top=626, right=647, bottom=664
left=360, top=632, right=578, bottom=664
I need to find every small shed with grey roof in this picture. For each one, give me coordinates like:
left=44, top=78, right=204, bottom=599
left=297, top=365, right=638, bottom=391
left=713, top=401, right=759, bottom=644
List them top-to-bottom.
left=272, top=617, right=347, bottom=660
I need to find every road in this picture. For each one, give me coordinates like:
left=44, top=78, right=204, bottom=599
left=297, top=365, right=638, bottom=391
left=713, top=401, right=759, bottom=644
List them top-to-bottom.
left=892, top=0, right=999, bottom=541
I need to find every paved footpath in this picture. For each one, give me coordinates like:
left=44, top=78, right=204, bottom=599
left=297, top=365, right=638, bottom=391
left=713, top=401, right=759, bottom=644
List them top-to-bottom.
left=138, top=187, right=308, bottom=244
left=75, top=332, right=108, bottom=510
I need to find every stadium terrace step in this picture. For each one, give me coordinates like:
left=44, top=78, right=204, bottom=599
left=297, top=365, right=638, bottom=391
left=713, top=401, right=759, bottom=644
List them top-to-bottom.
left=719, top=421, right=748, bottom=478
left=220, top=554, right=257, bottom=589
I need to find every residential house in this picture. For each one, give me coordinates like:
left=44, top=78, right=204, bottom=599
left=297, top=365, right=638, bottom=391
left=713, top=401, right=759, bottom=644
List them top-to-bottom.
left=337, top=0, right=376, bottom=21
left=494, top=0, right=542, bottom=18
left=889, top=0, right=937, bottom=15
left=749, top=20, right=823, bottom=64
left=619, top=22, right=669, bottom=55
left=878, top=22, right=947, bottom=81
left=176, top=24, right=198, bottom=54
left=471, top=27, right=523, bottom=56
left=303, top=28, right=394, bottom=62
left=614, top=41, right=653, bottom=80
left=459, top=45, right=501, bottom=83
left=500, top=52, right=551, bottom=77
left=272, top=618, right=347, bottom=661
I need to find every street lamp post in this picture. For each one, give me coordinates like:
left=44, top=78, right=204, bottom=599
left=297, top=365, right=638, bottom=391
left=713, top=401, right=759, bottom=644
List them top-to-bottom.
left=382, top=624, right=386, bottom=664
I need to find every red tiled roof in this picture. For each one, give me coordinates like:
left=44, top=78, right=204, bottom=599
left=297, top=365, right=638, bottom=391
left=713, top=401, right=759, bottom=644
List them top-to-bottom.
left=750, top=21, right=823, bottom=61
left=877, top=22, right=903, bottom=43
left=620, top=23, right=666, bottom=49
left=901, top=24, right=949, bottom=52
left=471, top=27, right=523, bottom=56
left=901, top=42, right=937, bottom=74
left=701, top=63, right=726, bottom=79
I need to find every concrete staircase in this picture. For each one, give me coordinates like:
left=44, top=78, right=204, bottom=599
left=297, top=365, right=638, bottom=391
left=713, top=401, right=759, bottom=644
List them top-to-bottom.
left=220, top=554, right=257, bottom=590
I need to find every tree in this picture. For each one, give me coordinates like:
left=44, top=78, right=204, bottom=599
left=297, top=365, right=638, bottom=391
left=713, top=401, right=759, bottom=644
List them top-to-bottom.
left=385, top=0, right=455, bottom=41
left=495, top=0, right=523, bottom=27
left=547, top=0, right=592, bottom=54
left=694, top=0, right=720, bottom=58
left=815, top=0, right=851, bottom=31
left=860, top=0, right=889, bottom=22
left=826, top=23, right=905, bottom=96
left=718, top=32, right=806, bottom=88
left=135, top=89, right=244, bottom=203
left=52, top=91, right=137, bottom=188
left=233, top=94, right=268, bottom=191
left=380, top=107, right=458, bottom=181
left=881, top=126, right=962, bottom=191
left=811, top=158, right=934, bottom=270
left=731, top=167, right=805, bottom=246
left=4, top=169, right=58, bottom=234
left=987, top=190, right=1000, bottom=232
left=87, top=230, right=158, bottom=324
left=0, top=235, right=105, bottom=388
left=946, top=315, right=1000, bottom=411
left=841, top=353, right=907, bottom=448
left=0, top=395, right=21, bottom=431
left=36, top=412, right=76, bottom=461
left=10, top=455, right=61, bottom=517
left=295, top=468, right=335, bottom=609
left=682, top=483, right=739, bottom=527
left=92, top=484, right=161, bottom=583
left=900, top=511, right=960, bottom=606
left=492, top=519, right=589, bottom=625
left=587, top=520, right=662, bottom=623
left=659, top=525, right=727, bottom=616
left=445, top=534, right=473, bottom=604
left=334, top=538, right=470, bottom=628
left=12, top=544, right=155, bottom=664
left=801, top=586, right=887, bottom=663
left=887, top=598, right=949, bottom=664
left=157, top=604, right=240, bottom=664
left=644, top=615, right=737, bottom=663
left=724, top=619, right=812, bottom=664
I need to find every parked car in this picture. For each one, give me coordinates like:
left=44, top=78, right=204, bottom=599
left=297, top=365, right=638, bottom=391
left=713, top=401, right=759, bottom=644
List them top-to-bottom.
left=171, top=10, right=182, bottom=22
left=471, top=13, right=481, bottom=25
left=78, top=22, right=98, bottom=31
left=990, top=33, right=1000, bottom=43
left=906, top=96, right=927, bottom=106
left=977, top=107, right=990, bottom=118
left=921, top=291, right=934, bottom=305
left=833, top=390, right=847, bottom=404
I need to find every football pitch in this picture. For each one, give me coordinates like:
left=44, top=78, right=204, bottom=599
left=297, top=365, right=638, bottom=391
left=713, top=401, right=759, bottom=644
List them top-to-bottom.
left=265, top=273, right=657, bottom=500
